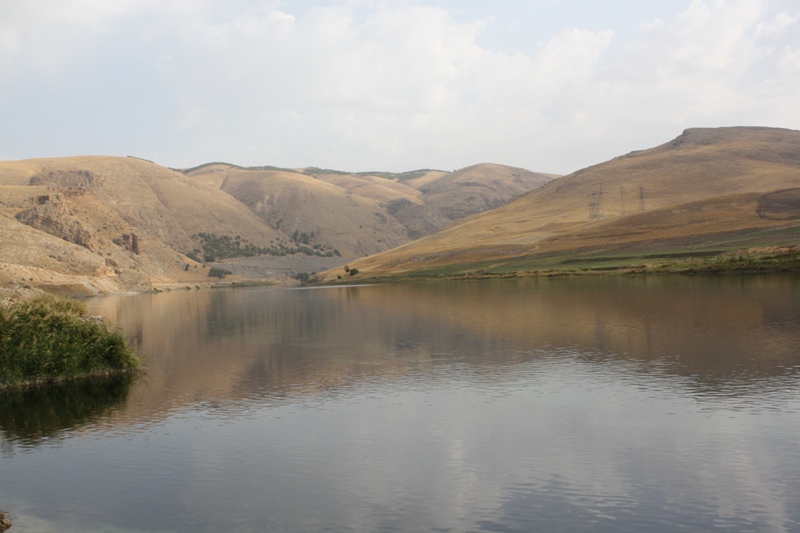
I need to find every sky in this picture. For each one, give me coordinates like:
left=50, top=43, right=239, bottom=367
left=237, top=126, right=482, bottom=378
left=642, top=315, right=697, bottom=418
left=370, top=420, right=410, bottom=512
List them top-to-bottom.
left=1, top=0, right=799, bottom=174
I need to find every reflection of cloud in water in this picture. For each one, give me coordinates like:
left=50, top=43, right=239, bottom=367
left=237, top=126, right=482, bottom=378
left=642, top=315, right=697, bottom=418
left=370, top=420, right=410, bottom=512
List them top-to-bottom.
left=36, top=275, right=796, bottom=531
left=154, top=355, right=800, bottom=531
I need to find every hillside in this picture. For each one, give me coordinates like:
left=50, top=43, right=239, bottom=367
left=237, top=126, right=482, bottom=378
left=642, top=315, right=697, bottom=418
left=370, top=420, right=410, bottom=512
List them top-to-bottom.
left=317, top=127, right=800, bottom=281
left=0, top=156, right=554, bottom=296
left=0, top=156, right=286, bottom=296
left=181, top=163, right=554, bottom=258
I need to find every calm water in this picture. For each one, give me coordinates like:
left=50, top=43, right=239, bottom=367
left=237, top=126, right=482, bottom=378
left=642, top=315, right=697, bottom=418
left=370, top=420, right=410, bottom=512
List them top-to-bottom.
left=2, top=276, right=800, bottom=532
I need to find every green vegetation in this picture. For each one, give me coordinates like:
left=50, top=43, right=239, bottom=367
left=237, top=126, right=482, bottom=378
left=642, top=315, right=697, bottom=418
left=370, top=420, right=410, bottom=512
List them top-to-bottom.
left=126, top=155, right=155, bottom=164
left=174, top=161, right=440, bottom=181
left=172, top=162, right=299, bottom=174
left=303, top=166, right=351, bottom=176
left=302, top=167, right=441, bottom=181
left=355, top=169, right=439, bottom=181
left=192, top=232, right=338, bottom=261
left=193, top=232, right=276, bottom=262
left=326, top=245, right=800, bottom=285
left=208, top=267, right=232, bottom=279
left=292, top=271, right=316, bottom=283
left=0, top=295, right=141, bottom=387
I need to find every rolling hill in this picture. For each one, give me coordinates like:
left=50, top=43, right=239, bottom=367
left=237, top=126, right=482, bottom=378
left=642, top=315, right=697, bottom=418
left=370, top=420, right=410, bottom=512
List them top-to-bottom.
left=316, top=127, right=800, bottom=281
left=0, top=156, right=553, bottom=296
left=0, top=156, right=290, bottom=296
left=181, top=163, right=554, bottom=257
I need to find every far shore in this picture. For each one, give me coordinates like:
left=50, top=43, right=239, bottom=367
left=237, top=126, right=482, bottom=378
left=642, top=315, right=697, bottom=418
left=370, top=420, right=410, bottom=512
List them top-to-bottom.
left=4, top=246, right=800, bottom=304
left=312, top=246, right=800, bottom=285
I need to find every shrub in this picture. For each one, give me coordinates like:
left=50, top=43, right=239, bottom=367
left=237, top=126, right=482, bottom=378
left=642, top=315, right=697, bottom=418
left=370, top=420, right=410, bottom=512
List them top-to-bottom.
left=208, top=267, right=231, bottom=279
left=348, top=268, right=359, bottom=276
left=293, top=272, right=315, bottom=283
left=0, top=295, right=140, bottom=386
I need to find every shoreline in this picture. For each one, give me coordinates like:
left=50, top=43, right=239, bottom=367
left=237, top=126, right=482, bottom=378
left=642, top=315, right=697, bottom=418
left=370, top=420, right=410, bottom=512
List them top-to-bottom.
left=4, top=247, right=800, bottom=302
left=311, top=247, right=800, bottom=285
left=0, top=277, right=289, bottom=306
left=0, top=368, right=144, bottom=393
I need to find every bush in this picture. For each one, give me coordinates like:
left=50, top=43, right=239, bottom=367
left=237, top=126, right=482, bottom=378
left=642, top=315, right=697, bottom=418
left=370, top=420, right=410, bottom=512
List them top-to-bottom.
left=208, top=267, right=231, bottom=279
left=348, top=268, right=359, bottom=276
left=292, top=271, right=315, bottom=283
left=0, top=295, right=141, bottom=386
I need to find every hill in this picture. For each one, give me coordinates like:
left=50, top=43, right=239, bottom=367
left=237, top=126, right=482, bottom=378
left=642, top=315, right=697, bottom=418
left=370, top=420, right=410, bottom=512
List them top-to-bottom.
left=316, top=127, right=800, bottom=281
left=0, top=156, right=554, bottom=296
left=0, top=156, right=286, bottom=296
left=179, top=163, right=554, bottom=263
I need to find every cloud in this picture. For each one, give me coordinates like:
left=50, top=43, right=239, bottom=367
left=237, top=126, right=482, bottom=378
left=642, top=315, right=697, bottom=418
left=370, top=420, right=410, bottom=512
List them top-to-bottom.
left=0, top=0, right=798, bottom=172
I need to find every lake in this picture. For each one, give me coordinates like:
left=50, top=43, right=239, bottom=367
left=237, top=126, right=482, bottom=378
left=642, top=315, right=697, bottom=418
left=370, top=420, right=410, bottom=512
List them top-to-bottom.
left=2, top=275, right=800, bottom=532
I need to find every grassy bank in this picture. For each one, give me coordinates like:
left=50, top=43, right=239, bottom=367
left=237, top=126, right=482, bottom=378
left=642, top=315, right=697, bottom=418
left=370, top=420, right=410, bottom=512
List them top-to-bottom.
left=320, top=246, right=800, bottom=284
left=0, top=295, right=141, bottom=388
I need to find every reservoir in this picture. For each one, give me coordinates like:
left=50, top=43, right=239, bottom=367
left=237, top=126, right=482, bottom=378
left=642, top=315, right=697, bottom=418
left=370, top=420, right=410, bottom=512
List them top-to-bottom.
left=2, top=275, right=800, bottom=532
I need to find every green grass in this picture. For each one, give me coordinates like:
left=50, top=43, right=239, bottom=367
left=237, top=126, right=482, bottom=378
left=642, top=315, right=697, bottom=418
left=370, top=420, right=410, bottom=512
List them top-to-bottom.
left=324, top=246, right=800, bottom=285
left=0, top=295, right=141, bottom=387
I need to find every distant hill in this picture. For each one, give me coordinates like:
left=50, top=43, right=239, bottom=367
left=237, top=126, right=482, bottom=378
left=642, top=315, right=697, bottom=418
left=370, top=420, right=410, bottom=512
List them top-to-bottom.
left=318, top=127, right=800, bottom=280
left=0, top=156, right=553, bottom=296
left=180, top=162, right=554, bottom=257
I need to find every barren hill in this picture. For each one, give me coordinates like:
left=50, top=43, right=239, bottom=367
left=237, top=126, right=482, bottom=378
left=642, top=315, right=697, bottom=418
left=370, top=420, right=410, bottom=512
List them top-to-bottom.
left=319, top=127, right=800, bottom=280
left=0, top=156, right=285, bottom=296
left=1, top=156, right=553, bottom=296
left=181, top=162, right=555, bottom=257
left=419, top=163, right=555, bottom=220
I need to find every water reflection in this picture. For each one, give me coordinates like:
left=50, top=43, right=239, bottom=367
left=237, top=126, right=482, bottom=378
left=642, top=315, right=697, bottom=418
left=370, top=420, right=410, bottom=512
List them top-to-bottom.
left=1, top=275, right=799, bottom=532
left=83, top=275, right=800, bottom=419
left=0, top=374, right=136, bottom=450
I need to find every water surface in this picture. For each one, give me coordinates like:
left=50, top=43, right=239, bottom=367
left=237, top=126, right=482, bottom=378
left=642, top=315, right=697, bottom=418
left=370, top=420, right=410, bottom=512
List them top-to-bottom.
left=2, top=276, right=800, bottom=532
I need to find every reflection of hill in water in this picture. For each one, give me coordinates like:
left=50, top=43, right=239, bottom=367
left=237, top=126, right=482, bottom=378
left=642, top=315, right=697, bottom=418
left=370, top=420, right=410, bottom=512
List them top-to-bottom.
left=84, top=275, right=800, bottom=424
left=0, top=375, right=137, bottom=449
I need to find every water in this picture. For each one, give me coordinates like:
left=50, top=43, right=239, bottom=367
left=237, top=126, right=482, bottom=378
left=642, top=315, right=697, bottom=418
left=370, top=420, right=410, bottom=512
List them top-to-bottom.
left=2, top=275, right=800, bottom=532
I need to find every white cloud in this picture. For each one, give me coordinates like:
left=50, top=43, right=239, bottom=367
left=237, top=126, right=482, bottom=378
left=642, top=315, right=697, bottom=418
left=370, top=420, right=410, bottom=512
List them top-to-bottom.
left=0, top=0, right=798, bottom=173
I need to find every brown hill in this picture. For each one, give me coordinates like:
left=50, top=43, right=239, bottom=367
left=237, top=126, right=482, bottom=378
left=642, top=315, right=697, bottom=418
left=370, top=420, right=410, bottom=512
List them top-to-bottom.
left=318, top=127, right=800, bottom=280
left=0, top=156, right=285, bottom=296
left=1, top=157, right=553, bottom=295
left=182, top=163, right=555, bottom=258
left=419, top=163, right=554, bottom=220
left=218, top=168, right=413, bottom=256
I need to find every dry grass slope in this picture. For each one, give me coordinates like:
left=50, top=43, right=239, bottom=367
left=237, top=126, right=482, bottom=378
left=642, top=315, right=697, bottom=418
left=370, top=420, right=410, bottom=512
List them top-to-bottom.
left=318, top=127, right=800, bottom=280
left=0, top=156, right=285, bottom=295
left=1, top=156, right=552, bottom=295
left=183, top=162, right=555, bottom=258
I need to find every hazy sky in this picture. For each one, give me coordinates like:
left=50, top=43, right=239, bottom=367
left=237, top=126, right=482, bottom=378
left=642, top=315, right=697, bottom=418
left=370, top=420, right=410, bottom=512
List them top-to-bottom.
left=1, top=0, right=799, bottom=174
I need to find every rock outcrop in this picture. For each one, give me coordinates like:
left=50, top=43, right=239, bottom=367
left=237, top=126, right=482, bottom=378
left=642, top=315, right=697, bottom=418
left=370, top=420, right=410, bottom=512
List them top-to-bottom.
left=29, top=169, right=101, bottom=195
left=14, top=195, right=97, bottom=251
left=113, top=233, right=141, bottom=255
